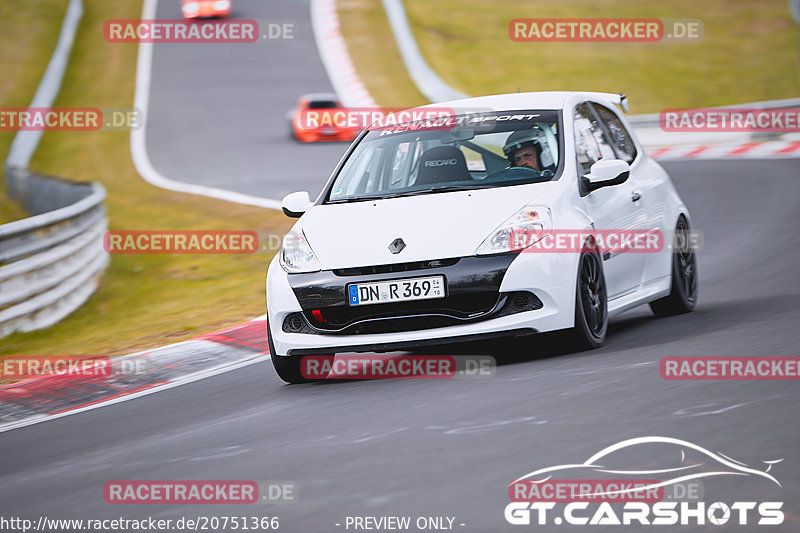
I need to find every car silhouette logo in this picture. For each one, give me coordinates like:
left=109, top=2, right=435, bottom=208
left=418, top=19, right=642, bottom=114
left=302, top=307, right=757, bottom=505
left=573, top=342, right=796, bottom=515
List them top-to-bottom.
left=389, top=238, right=406, bottom=254
left=510, top=436, right=783, bottom=499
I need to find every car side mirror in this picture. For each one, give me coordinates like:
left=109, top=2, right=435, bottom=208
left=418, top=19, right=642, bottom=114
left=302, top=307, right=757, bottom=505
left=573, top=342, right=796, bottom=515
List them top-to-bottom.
left=582, top=159, right=630, bottom=192
left=281, top=191, right=312, bottom=218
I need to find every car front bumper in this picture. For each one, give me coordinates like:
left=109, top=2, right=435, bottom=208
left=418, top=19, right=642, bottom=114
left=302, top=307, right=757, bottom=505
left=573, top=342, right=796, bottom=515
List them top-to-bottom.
left=182, top=4, right=230, bottom=19
left=294, top=127, right=359, bottom=143
left=266, top=250, right=578, bottom=357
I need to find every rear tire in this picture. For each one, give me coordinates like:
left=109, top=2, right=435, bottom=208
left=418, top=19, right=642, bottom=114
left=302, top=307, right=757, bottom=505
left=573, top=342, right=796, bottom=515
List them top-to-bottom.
left=649, top=216, right=697, bottom=316
left=570, top=249, right=608, bottom=350
left=267, top=320, right=331, bottom=383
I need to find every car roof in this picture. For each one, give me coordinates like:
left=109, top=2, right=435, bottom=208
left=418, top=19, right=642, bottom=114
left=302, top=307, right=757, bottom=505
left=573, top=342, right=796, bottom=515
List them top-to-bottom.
left=416, top=91, right=626, bottom=113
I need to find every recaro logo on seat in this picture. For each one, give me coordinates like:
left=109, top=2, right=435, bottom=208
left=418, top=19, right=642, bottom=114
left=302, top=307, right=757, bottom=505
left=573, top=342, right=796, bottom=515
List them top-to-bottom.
left=424, top=158, right=458, bottom=167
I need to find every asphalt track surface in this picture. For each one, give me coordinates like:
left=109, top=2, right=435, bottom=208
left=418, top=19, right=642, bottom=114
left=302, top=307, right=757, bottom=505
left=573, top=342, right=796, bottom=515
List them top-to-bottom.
left=3, top=0, right=800, bottom=531
left=145, top=0, right=351, bottom=200
left=1, top=159, right=799, bottom=532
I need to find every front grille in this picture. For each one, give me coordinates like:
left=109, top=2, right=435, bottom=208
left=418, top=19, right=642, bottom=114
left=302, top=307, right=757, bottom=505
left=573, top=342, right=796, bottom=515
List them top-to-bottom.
left=285, top=254, right=527, bottom=335
left=333, top=258, right=460, bottom=276
left=283, top=291, right=542, bottom=335
left=310, top=292, right=498, bottom=330
left=340, top=316, right=464, bottom=335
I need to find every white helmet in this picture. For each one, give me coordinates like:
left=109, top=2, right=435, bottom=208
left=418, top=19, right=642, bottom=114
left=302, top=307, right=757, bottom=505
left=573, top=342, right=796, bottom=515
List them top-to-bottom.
left=502, top=128, right=543, bottom=158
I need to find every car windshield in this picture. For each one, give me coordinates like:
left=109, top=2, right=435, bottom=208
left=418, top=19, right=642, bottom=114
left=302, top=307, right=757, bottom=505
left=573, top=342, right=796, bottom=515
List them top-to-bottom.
left=308, top=100, right=338, bottom=109
left=326, top=110, right=561, bottom=203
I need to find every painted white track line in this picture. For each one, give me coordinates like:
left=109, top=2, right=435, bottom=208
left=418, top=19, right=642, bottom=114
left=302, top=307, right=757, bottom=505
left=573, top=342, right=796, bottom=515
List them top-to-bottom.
left=6, top=0, right=84, bottom=170
left=130, top=0, right=283, bottom=210
left=311, top=0, right=377, bottom=107
left=380, top=0, right=466, bottom=103
left=0, top=1, right=358, bottom=435
left=0, top=354, right=269, bottom=434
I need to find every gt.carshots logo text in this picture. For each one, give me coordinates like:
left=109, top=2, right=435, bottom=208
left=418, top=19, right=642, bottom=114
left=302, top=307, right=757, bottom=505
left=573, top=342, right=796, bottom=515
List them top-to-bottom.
left=505, top=437, right=784, bottom=526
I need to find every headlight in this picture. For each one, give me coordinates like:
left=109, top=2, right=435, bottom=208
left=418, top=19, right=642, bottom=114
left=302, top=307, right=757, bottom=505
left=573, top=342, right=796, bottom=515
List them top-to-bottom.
left=213, top=0, right=230, bottom=10
left=182, top=3, right=199, bottom=14
left=476, top=205, right=552, bottom=255
left=279, top=228, right=321, bottom=273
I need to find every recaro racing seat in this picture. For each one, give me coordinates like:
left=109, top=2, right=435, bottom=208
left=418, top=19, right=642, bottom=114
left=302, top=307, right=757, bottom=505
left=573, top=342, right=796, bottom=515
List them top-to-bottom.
left=414, top=146, right=470, bottom=186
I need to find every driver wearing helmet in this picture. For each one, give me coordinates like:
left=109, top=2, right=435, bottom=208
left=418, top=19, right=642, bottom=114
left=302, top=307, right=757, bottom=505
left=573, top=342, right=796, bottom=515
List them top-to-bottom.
left=503, top=129, right=542, bottom=170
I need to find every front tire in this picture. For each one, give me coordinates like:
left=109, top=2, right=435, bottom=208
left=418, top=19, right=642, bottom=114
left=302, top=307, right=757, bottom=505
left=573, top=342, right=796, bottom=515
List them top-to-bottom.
left=649, top=216, right=697, bottom=316
left=570, top=249, right=608, bottom=350
left=267, top=320, right=330, bottom=383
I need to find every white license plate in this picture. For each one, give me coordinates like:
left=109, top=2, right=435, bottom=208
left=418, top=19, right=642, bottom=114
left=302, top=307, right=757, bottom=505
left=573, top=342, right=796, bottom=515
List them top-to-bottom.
left=348, top=276, right=445, bottom=306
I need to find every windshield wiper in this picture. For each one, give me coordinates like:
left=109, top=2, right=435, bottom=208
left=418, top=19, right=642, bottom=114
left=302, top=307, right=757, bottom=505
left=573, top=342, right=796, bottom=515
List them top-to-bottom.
left=327, top=184, right=494, bottom=204
left=379, top=184, right=496, bottom=198
left=326, top=195, right=387, bottom=204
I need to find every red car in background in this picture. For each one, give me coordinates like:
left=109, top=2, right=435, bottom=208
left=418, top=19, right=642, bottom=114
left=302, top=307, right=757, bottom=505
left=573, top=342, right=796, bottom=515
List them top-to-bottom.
left=181, top=0, right=231, bottom=19
left=287, top=93, right=360, bottom=143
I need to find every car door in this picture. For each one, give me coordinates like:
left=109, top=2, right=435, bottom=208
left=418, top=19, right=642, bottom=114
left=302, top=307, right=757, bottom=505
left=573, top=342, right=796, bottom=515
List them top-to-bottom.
left=574, top=102, right=647, bottom=299
left=591, top=103, right=665, bottom=286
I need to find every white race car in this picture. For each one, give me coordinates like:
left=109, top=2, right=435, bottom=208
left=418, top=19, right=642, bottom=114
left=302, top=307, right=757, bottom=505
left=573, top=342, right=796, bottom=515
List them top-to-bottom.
left=266, top=92, right=697, bottom=383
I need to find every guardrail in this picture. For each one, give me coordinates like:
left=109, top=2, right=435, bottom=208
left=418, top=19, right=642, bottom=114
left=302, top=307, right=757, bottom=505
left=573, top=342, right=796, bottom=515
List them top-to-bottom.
left=0, top=0, right=108, bottom=339
left=377, top=0, right=799, bottom=148
left=625, top=97, right=800, bottom=127
left=626, top=97, right=800, bottom=147
left=0, top=168, right=108, bottom=338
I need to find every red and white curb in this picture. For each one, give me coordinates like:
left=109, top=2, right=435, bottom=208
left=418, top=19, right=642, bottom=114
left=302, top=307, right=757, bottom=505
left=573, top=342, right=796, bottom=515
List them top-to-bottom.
left=311, top=0, right=377, bottom=108
left=649, top=140, right=800, bottom=160
left=0, top=319, right=270, bottom=433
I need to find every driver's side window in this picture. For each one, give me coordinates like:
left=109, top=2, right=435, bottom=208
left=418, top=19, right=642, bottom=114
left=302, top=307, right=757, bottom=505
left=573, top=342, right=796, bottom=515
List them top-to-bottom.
left=574, top=103, right=615, bottom=175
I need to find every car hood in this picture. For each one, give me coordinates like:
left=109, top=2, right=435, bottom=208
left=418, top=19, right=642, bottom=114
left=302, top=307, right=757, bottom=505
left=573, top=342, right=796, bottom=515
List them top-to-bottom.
left=301, top=183, right=561, bottom=270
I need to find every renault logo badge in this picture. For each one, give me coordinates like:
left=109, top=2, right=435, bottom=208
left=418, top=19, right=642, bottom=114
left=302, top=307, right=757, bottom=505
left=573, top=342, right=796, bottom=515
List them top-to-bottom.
left=389, top=238, right=406, bottom=254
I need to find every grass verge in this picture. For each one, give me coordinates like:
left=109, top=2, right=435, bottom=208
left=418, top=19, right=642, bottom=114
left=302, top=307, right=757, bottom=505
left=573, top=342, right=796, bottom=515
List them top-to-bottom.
left=0, top=0, right=68, bottom=223
left=2, top=0, right=292, bottom=358
left=337, top=0, right=428, bottom=107
left=342, top=0, right=800, bottom=113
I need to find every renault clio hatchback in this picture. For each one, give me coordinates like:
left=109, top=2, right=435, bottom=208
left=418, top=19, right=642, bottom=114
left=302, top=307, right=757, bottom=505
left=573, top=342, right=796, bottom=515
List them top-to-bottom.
left=266, top=92, right=697, bottom=383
